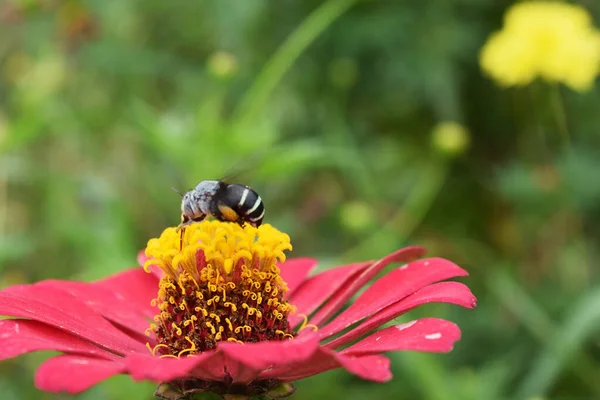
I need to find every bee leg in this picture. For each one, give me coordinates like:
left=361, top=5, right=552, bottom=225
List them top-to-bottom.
left=216, top=203, right=242, bottom=225
left=177, top=214, right=205, bottom=232
left=176, top=215, right=190, bottom=232
left=176, top=215, right=188, bottom=251
left=177, top=215, right=207, bottom=251
left=178, top=227, right=185, bottom=251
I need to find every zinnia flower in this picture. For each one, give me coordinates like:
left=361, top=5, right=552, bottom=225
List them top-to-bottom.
left=480, top=1, right=600, bottom=91
left=0, top=220, right=476, bottom=399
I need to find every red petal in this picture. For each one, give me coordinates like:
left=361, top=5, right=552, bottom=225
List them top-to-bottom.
left=308, top=246, right=427, bottom=327
left=137, top=249, right=149, bottom=266
left=138, top=250, right=164, bottom=279
left=318, top=257, right=467, bottom=339
left=278, top=258, right=318, bottom=297
left=287, top=262, right=371, bottom=327
left=147, top=265, right=164, bottom=280
left=92, top=267, right=159, bottom=319
left=39, top=280, right=154, bottom=335
left=325, top=281, right=476, bottom=349
left=0, top=284, right=147, bottom=355
left=340, top=318, right=462, bottom=356
left=0, top=319, right=120, bottom=361
left=215, top=333, right=321, bottom=383
left=125, top=334, right=321, bottom=385
left=269, top=348, right=391, bottom=383
left=126, top=350, right=239, bottom=383
left=202, top=351, right=260, bottom=383
left=332, top=353, right=391, bottom=382
left=35, top=355, right=125, bottom=394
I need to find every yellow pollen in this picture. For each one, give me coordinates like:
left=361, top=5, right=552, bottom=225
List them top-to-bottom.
left=144, top=220, right=296, bottom=357
left=224, top=258, right=233, bottom=274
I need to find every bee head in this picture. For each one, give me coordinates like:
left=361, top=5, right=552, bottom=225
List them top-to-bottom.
left=181, top=191, right=193, bottom=215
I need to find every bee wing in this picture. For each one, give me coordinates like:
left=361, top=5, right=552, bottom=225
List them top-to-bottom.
left=218, top=149, right=272, bottom=184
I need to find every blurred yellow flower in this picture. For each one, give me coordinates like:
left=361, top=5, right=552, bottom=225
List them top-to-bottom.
left=480, top=1, right=600, bottom=91
left=207, top=51, right=239, bottom=80
left=431, top=121, right=470, bottom=157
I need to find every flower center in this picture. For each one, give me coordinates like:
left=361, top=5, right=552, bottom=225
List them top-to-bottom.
left=143, top=220, right=295, bottom=357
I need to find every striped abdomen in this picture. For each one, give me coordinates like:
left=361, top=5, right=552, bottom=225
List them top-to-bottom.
left=226, top=184, right=265, bottom=227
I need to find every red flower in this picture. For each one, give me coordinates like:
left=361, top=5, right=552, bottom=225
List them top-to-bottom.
left=0, top=221, right=476, bottom=400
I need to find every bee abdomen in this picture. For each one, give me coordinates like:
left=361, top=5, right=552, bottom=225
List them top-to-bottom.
left=234, top=185, right=265, bottom=226
left=246, top=196, right=265, bottom=224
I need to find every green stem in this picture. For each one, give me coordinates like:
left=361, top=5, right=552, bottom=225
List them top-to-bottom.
left=230, top=0, right=359, bottom=130
left=550, top=83, right=571, bottom=148
left=0, top=163, right=6, bottom=236
left=452, top=239, right=600, bottom=397
left=489, top=268, right=600, bottom=397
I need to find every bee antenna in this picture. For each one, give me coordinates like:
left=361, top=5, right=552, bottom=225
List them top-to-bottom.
left=171, top=187, right=184, bottom=197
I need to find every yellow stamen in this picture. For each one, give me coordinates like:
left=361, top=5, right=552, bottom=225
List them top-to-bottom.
left=209, top=313, right=221, bottom=324
left=296, top=313, right=319, bottom=332
left=225, top=318, right=233, bottom=331
left=206, top=321, right=216, bottom=335
left=171, top=322, right=182, bottom=336
left=299, top=324, right=319, bottom=332
left=235, top=325, right=252, bottom=334
left=215, top=326, right=224, bottom=341
left=276, top=330, right=294, bottom=340
left=177, top=337, right=197, bottom=357
left=146, top=343, right=171, bottom=356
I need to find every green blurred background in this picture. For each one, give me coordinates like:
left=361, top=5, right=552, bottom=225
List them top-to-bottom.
left=1, top=0, right=600, bottom=399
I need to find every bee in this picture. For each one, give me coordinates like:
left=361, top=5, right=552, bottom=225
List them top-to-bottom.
left=177, top=180, right=265, bottom=230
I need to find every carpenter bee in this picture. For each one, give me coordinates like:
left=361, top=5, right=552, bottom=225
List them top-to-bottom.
left=177, top=180, right=265, bottom=230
